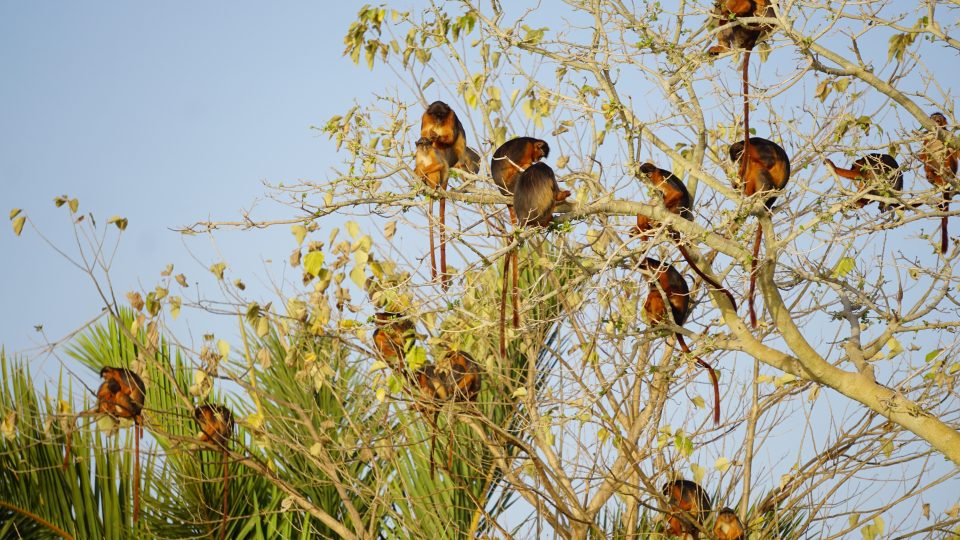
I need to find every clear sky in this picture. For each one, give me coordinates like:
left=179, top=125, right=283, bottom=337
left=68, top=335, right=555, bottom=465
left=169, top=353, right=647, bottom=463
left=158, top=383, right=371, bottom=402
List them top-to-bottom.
left=0, top=2, right=382, bottom=365
left=1, top=2, right=957, bottom=536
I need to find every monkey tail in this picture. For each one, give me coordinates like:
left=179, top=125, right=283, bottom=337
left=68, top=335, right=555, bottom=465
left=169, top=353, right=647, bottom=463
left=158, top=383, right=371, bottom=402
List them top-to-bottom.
left=741, top=49, right=751, bottom=182
left=941, top=193, right=950, bottom=254
left=439, top=194, right=449, bottom=290
left=428, top=198, right=437, bottom=282
left=508, top=207, right=520, bottom=329
left=748, top=223, right=763, bottom=328
left=678, top=244, right=738, bottom=311
left=500, top=250, right=511, bottom=359
left=512, top=250, right=520, bottom=329
left=677, top=334, right=721, bottom=425
left=133, top=422, right=141, bottom=524
left=220, top=449, right=229, bottom=540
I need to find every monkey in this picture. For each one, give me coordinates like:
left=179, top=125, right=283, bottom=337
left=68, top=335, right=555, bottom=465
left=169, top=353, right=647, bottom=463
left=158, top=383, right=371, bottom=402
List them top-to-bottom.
left=707, top=0, right=775, bottom=56
left=709, top=0, right=778, bottom=307
left=416, top=101, right=480, bottom=289
left=420, top=101, right=479, bottom=173
left=919, top=112, right=959, bottom=253
left=415, top=137, right=452, bottom=288
left=491, top=137, right=552, bottom=343
left=491, top=137, right=551, bottom=199
left=728, top=137, right=791, bottom=329
left=824, top=153, right=903, bottom=212
left=499, top=161, right=572, bottom=357
left=634, top=162, right=739, bottom=311
left=640, top=259, right=721, bottom=424
left=372, top=312, right=417, bottom=370
left=413, top=350, right=481, bottom=477
left=63, top=367, right=146, bottom=522
left=194, top=404, right=234, bottom=540
left=661, top=479, right=712, bottom=539
left=714, top=507, right=746, bottom=540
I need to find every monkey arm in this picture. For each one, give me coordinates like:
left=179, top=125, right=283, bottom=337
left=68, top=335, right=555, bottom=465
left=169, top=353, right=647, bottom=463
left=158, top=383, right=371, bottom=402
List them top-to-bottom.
left=824, top=159, right=861, bottom=180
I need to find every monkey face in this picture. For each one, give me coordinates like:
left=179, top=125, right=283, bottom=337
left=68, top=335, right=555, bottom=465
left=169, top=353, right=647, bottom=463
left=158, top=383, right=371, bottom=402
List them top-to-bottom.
left=931, top=112, right=948, bottom=127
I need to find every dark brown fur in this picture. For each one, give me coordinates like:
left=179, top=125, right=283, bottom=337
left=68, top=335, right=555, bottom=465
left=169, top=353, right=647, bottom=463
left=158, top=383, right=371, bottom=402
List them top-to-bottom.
left=707, top=0, right=775, bottom=55
left=920, top=112, right=958, bottom=253
left=491, top=137, right=551, bottom=197
left=728, top=137, right=791, bottom=328
left=491, top=138, right=550, bottom=357
left=825, top=153, right=903, bottom=211
left=503, top=162, right=571, bottom=358
left=634, top=163, right=738, bottom=310
left=641, top=259, right=721, bottom=424
left=372, top=312, right=416, bottom=370
left=414, top=351, right=481, bottom=476
left=90, top=367, right=146, bottom=523
left=195, top=404, right=234, bottom=540
left=662, top=479, right=712, bottom=539
left=714, top=508, right=745, bottom=540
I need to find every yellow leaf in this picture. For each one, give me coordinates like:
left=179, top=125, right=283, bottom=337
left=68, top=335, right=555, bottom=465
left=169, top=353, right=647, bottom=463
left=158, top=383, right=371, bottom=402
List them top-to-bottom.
left=324, top=192, right=334, bottom=206
left=68, top=198, right=79, bottom=213
left=9, top=208, right=21, bottom=220
left=107, top=215, right=128, bottom=231
left=12, top=216, right=25, bottom=236
left=345, top=220, right=360, bottom=239
left=383, top=221, right=396, bottom=240
left=291, top=224, right=307, bottom=246
left=303, top=251, right=325, bottom=277
left=832, top=257, right=855, bottom=278
left=210, top=262, right=227, bottom=280
left=160, top=264, right=173, bottom=276
left=350, top=265, right=366, bottom=288
left=175, top=273, right=189, bottom=287
left=169, top=296, right=181, bottom=320
left=256, top=317, right=269, bottom=338
left=886, top=337, right=904, bottom=357
left=217, top=339, right=230, bottom=361
left=370, top=360, right=388, bottom=372
left=376, top=387, right=387, bottom=401
left=511, top=387, right=528, bottom=398
left=691, top=396, right=705, bottom=409
left=246, top=412, right=265, bottom=430
left=310, top=442, right=323, bottom=457
left=715, top=457, right=730, bottom=472
left=690, top=463, right=705, bottom=483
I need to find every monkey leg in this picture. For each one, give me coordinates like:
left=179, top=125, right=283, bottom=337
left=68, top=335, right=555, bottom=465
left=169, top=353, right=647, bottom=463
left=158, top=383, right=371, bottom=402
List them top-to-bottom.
left=748, top=223, right=763, bottom=328
left=677, top=334, right=721, bottom=425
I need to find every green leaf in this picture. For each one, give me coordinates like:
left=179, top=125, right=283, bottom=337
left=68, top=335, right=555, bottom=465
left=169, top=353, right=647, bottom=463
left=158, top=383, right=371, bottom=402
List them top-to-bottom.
left=11, top=216, right=25, bottom=236
left=303, top=251, right=325, bottom=277
left=407, top=346, right=427, bottom=371
left=925, top=349, right=943, bottom=362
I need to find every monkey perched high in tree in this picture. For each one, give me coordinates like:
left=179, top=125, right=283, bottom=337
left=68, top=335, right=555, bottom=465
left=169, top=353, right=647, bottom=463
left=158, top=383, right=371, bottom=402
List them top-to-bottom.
left=416, top=101, right=480, bottom=288
left=920, top=112, right=959, bottom=253
left=491, top=137, right=551, bottom=336
left=728, top=137, right=791, bottom=328
left=824, top=153, right=903, bottom=212
left=498, top=161, right=571, bottom=357
left=633, top=162, right=738, bottom=310
left=639, top=258, right=721, bottom=424
left=413, top=350, right=481, bottom=477
left=63, top=367, right=147, bottom=522
left=195, top=404, right=235, bottom=540
left=661, top=479, right=713, bottom=539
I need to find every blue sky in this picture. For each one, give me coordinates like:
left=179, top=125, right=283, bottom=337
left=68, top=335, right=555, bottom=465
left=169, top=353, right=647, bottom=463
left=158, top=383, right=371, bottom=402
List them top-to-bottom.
left=1, top=2, right=380, bottom=363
